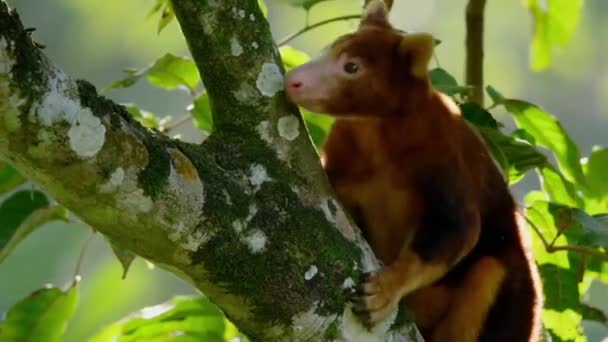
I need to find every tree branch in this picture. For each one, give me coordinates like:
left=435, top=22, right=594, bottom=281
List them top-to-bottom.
left=465, top=0, right=486, bottom=106
left=0, top=1, right=421, bottom=340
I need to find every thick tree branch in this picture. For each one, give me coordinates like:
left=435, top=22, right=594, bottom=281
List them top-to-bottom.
left=465, top=0, right=486, bottom=106
left=0, top=1, right=421, bottom=340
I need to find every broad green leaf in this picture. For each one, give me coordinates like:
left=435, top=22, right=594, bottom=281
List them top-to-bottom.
left=258, top=0, right=268, bottom=17
left=290, top=0, right=333, bottom=11
left=524, top=0, right=584, bottom=71
left=157, top=2, right=174, bottom=34
left=280, top=46, right=310, bottom=71
left=147, top=54, right=200, bottom=92
left=102, top=68, right=148, bottom=93
left=429, top=68, right=470, bottom=96
left=485, top=85, right=505, bottom=106
left=189, top=93, right=213, bottom=133
left=505, top=99, right=586, bottom=188
left=460, top=103, right=500, bottom=129
left=123, top=104, right=160, bottom=129
left=302, top=110, right=334, bottom=148
left=474, top=126, right=548, bottom=184
left=582, top=148, right=608, bottom=214
left=0, top=162, right=25, bottom=195
left=538, top=167, right=581, bottom=208
left=0, top=191, right=52, bottom=262
left=526, top=200, right=584, bottom=341
left=0, top=205, right=68, bottom=263
left=107, top=238, right=137, bottom=280
left=0, top=281, right=80, bottom=342
left=88, top=296, right=244, bottom=342
left=580, top=303, right=607, bottom=325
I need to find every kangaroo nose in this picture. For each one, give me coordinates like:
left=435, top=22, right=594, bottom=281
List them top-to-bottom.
left=289, top=80, right=303, bottom=89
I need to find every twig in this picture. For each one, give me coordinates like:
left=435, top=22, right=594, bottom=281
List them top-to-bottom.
left=465, top=0, right=486, bottom=106
left=278, top=14, right=361, bottom=47
left=166, top=114, right=193, bottom=131
left=525, top=215, right=608, bottom=261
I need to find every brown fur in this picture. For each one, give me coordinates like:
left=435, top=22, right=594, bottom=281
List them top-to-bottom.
left=284, top=1, right=543, bottom=340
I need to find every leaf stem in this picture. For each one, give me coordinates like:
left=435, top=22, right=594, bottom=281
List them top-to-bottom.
left=278, top=14, right=361, bottom=47
left=73, top=231, right=96, bottom=279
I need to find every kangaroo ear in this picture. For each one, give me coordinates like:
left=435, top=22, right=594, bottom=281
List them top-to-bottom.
left=360, top=0, right=391, bottom=29
left=399, top=33, right=435, bottom=79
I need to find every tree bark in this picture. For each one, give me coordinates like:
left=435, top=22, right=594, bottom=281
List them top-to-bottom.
left=0, top=1, right=421, bottom=340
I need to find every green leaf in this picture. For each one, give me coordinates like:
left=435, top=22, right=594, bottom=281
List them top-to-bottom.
left=258, top=0, right=268, bottom=17
left=289, top=0, right=333, bottom=11
left=524, top=0, right=584, bottom=71
left=157, top=2, right=174, bottom=34
left=280, top=46, right=310, bottom=71
left=147, top=54, right=200, bottom=92
left=102, top=68, right=148, bottom=93
left=429, top=68, right=470, bottom=96
left=485, top=85, right=505, bottom=106
left=189, top=93, right=213, bottom=133
left=504, top=99, right=586, bottom=188
left=460, top=103, right=500, bottom=129
left=123, top=104, right=160, bottom=129
left=302, top=110, right=334, bottom=148
left=474, top=126, right=548, bottom=184
left=583, top=148, right=608, bottom=214
left=0, top=162, right=25, bottom=195
left=538, top=167, right=582, bottom=207
left=0, top=190, right=55, bottom=263
left=526, top=200, right=584, bottom=341
left=0, top=205, right=68, bottom=263
left=107, top=238, right=137, bottom=280
left=0, top=281, right=80, bottom=342
left=88, top=296, right=244, bottom=342
left=580, top=303, right=607, bottom=325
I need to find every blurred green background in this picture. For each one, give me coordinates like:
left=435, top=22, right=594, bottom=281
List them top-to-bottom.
left=1, top=0, right=607, bottom=340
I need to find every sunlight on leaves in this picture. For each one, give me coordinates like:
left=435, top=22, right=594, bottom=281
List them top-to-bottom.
left=524, top=0, right=584, bottom=71
left=429, top=68, right=470, bottom=97
left=189, top=93, right=213, bottom=133
left=505, top=99, right=586, bottom=189
left=107, top=238, right=137, bottom=280
left=0, top=280, right=80, bottom=342
left=88, top=296, right=245, bottom=342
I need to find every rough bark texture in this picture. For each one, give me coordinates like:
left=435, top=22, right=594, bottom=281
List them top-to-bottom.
left=0, top=1, right=422, bottom=340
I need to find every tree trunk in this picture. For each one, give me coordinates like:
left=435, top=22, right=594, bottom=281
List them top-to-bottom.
left=0, top=0, right=421, bottom=340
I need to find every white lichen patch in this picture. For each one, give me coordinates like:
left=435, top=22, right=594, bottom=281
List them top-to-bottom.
left=238, top=9, right=246, bottom=18
left=200, top=11, right=218, bottom=35
left=249, top=14, right=256, bottom=21
left=230, top=36, right=244, bottom=57
left=0, top=38, right=13, bottom=72
left=251, top=42, right=259, bottom=49
left=256, top=63, right=283, bottom=97
left=36, top=70, right=79, bottom=126
left=233, top=82, right=260, bottom=103
left=68, top=109, right=106, bottom=158
left=277, top=115, right=300, bottom=141
left=256, top=120, right=273, bottom=144
left=160, top=149, right=206, bottom=249
left=249, top=163, right=271, bottom=191
left=99, top=167, right=125, bottom=194
left=117, top=188, right=154, bottom=213
left=222, top=189, right=233, bottom=205
left=319, top=197, right=338, bottom=223
left=232, top=203, right=258, bottom=234
left=232, top=220, right=245, bottom=234
left=168, top=222, right=188, bottom=242
left=242, top=229, right=267, bottom=254
left=183, top=230, right=211, bottom=252
left=304, top=265, right=318, bottom=280
left=342, top=277, right=356, bottom=290
left=291, top=302, right=336, bottom=340
left=340, top=305, right=397, bottom=342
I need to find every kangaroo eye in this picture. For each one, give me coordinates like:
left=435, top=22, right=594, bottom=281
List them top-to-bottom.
left=344, top=62, right=360, bottom=74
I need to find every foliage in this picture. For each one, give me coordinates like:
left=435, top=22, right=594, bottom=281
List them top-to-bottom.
left=0, top=0, right=605, bottom=341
